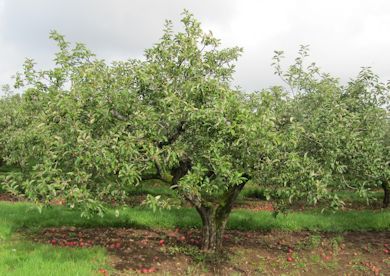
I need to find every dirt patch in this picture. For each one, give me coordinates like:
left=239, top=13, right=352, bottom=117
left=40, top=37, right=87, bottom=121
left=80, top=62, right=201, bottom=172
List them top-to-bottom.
left=0, top=192, right=23, bottom=202
left=234, top=199, right=274, bottom=212
left=31, top=227, right=390, bottom=275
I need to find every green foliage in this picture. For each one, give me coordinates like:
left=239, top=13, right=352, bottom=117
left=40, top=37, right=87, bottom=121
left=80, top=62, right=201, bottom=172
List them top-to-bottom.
left=1, top=12, right=282, bottom=217
left=268, top=46, right=390, bottom=208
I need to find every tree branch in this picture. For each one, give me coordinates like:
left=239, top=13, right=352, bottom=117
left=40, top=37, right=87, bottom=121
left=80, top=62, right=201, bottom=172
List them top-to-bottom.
left=110, top=109, right=129, bottom=121
left=158, top=121, right=186, bottom=148
left=171, top=158, right=192, bottom=186
left=141, top=173, right=171, bottom=186
left=217, top=173, right=250, bottom=216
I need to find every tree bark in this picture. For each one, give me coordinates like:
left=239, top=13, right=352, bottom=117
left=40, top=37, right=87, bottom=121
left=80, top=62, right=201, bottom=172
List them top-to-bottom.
left=170, top=159, right=249, bottom=253
left=382, top=180, right=389, bottom=208
left=195, top=181, right=247, bottom=253
left=196, top=205, right=228, bottom=252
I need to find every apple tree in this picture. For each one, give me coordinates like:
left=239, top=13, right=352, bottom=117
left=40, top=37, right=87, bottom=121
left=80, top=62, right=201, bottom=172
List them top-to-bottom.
left=3, top=12, right=351, bottom=252
left=272, top=48, right=390, bottom=207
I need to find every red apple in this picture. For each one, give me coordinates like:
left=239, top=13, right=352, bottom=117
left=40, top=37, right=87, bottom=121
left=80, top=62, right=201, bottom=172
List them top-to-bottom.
left=179, top=236, right=185, bottom=241
left=159, top=239, right=165, bottom=246
left=287, top=256, right=294, bottom=262
left=98, top=268, right=108, bottom=275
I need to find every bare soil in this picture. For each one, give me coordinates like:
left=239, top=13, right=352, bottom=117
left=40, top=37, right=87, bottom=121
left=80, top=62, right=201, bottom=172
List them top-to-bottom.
left=0, top=192, right=22, bottom=202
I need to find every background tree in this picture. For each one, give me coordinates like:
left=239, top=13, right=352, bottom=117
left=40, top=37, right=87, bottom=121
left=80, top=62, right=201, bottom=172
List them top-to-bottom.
left=272, top=47, right=390, bottom=208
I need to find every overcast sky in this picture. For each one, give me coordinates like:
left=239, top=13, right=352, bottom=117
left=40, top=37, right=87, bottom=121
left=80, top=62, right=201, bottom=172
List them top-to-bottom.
left=1, top=0, right=390, bottom=92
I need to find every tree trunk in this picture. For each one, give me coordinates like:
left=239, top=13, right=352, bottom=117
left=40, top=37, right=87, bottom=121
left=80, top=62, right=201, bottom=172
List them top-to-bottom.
left=170, top=159, right=249, bottom=253
left=194, top=181, right=248, bottom=253
left=383, top=181, right=389, bottom=208
left=196, top=205, right=229, bottom=252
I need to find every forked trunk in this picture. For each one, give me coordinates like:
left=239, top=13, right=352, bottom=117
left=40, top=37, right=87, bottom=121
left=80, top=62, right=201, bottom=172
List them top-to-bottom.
left=171, top=158, right=249, bottom=253
left=194, top=181, right=247, bottom=253
left=383, top=181, right=389, bottom=208
left=196, top=205, right=229, bottom=252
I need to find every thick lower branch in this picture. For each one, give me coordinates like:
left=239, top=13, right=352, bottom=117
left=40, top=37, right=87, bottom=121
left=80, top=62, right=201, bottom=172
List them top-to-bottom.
left=158, top=121, right=186, bottom=148
left=171, top=159, right=191, bottom=186
left=383, top=180, right=389, bottom=208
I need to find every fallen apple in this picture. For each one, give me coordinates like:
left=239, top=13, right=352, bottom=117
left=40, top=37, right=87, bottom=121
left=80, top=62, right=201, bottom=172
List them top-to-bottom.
left=98, top=268, right=108, bottom=275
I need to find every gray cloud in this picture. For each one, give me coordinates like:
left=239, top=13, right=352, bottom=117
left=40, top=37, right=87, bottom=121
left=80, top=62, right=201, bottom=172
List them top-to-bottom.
left=0, top=0, right=235, bottom=56
left=1, top=0, right=390, bottom=92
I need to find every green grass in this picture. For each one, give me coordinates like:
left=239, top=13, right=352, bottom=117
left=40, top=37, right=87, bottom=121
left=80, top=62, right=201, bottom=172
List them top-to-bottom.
left=125, top=179, right=175, bottom=197
left=336, top=190, right=383, bottom=203
left=0, top=201, right=110, bottom=276
left=1, top=201, right=389, bottom=235
left=0, top=239, right=107, bottom=276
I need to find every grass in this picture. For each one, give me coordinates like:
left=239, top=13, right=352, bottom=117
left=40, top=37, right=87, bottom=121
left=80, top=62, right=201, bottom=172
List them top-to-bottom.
left=125, top=179, right=176, bottom=197
left=336, top=190, right=383, bottom=203
left=0, top=198, right=110, bottom=275
left=1, top=201, right=389, bottom=236
left=0, top=239, right=107, bottom=276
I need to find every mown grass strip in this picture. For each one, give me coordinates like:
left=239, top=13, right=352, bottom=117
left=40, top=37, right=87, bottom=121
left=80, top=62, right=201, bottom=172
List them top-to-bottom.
left=1, top=201, right=389, bottom=236
left=0, top=239, right=107, bottom=276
